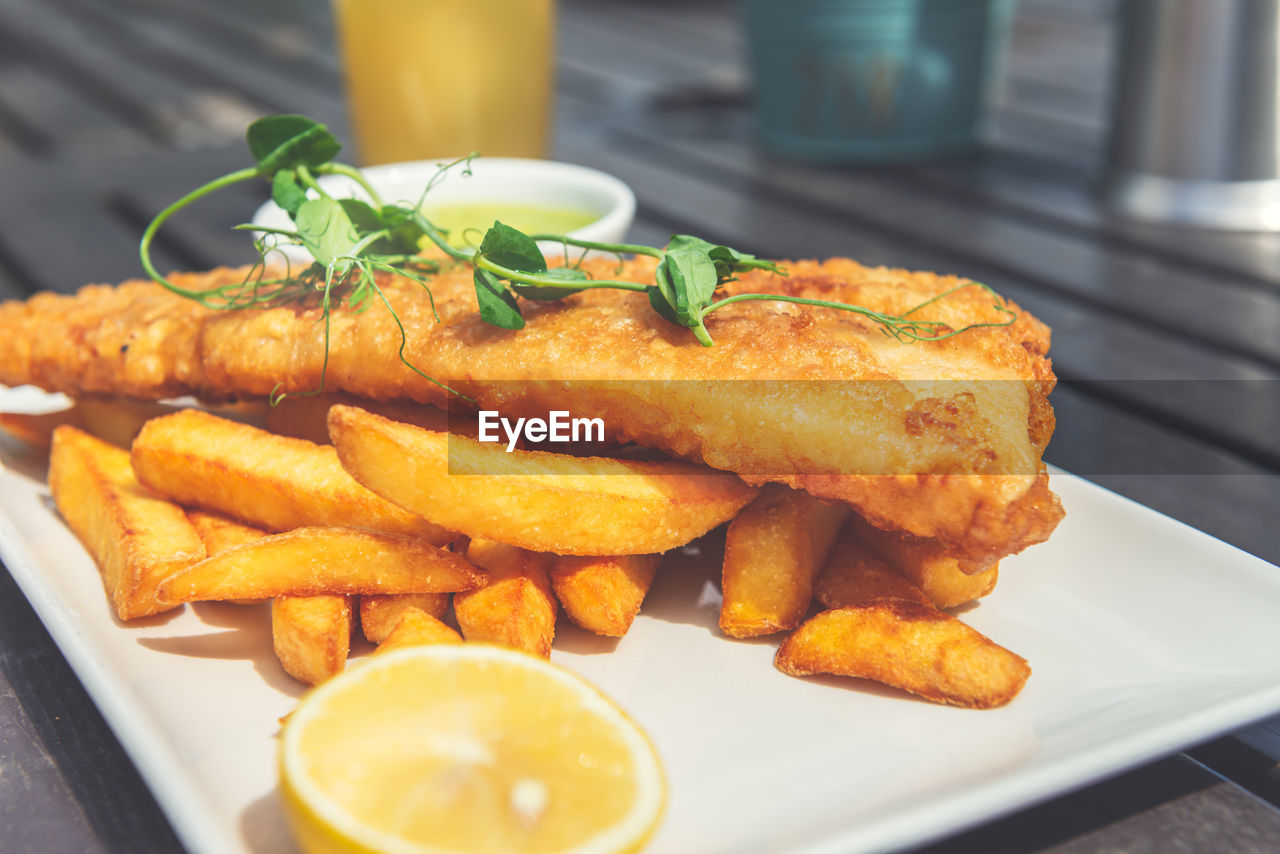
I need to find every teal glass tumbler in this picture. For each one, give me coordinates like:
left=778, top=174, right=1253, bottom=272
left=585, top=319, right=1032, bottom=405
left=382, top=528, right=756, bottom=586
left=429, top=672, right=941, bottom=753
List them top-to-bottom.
left=742, top=0, right=1014, bottom=161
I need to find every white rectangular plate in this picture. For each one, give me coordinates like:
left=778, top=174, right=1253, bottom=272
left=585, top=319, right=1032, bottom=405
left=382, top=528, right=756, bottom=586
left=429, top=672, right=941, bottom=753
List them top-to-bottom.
left=3, top=386, right=1280, bottom=854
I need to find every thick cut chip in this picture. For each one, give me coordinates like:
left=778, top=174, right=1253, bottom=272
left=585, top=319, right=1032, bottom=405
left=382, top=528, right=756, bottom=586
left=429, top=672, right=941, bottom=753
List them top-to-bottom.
left=266, top=393, right=451, bottom=445
left=0, top=397, right=181, bottom=449
left=75, top=397, right=186, bottom=447
left=1, top=398, right=260, bottom=449
left=328, top=405, right=757, bottom=555
left=0, top=407, right=81, bottom=448
left=131, top=409, right=452, bottom=545
left=48, top=426, right=205, bottom=619
left=719, top=484, right=848, bottom=638
left=187, top=508, right=266, bottom=555
left=187, top=509, right=268, bottom=604
left=850, top=514, right=998, bottom=609
left=156, top=527, right=484, bottom=606
left=815, top=531, right=932, bottom=609
left=454, top=539, right=557, bottom=657
left=550, top=554, right=661, bottom=637
left=359, top=592, right=450, bottom=644
left=272, top=595, right=353, bottom=685
left=775, top=601, right=1031, bottom=709
left=375, top=609, right=463, bottom=653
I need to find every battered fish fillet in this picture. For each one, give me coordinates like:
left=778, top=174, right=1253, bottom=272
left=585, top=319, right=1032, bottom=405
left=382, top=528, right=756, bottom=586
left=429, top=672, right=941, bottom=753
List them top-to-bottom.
left=0, top=257, right=1062, bottom=565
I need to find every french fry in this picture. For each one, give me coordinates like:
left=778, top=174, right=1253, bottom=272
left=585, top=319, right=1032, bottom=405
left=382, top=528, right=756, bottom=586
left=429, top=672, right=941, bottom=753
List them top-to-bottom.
left=266, top=393, right=450, bottom=445
left=74, top=397, right=184, bottom=448
left=0, top=398, right=263, bottom=449
left=328, top=405, right=758, bottom=555
left=0, top=406, right=82, bottom=448
left=131, top=409, right=453, bottom=545
left=48, top=426, right=205, bottom=619
left=719, top=485, right=848, bottom=638
left=186, top=508, right=266, bottom=555
left=186, top=509, right=268, bottom=604
left=849, top=514, right=998, bottom=609
left=156, top=527, right=485, bottom=606
left=815, top=531, right=932, bottom=609
left=454, top=539, right=557, bottom=657
left=550, top=554, right=661, bottom=637
left=359, top=592, right=450, bottom=644
left=271, top=595, right=353, bottom=685
left=775, top=601, right=1031, bottom=709
left=375, top=609, right=463, bottom=653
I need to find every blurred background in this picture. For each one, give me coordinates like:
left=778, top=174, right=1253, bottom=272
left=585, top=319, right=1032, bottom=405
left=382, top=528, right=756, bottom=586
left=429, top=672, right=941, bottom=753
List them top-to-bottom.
left=0, top=0, right=1151, bottom=286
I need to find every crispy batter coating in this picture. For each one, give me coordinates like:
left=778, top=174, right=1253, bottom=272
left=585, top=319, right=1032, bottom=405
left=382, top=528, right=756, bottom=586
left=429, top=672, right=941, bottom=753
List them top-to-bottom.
left=0, top=257, right=1062, bottom=563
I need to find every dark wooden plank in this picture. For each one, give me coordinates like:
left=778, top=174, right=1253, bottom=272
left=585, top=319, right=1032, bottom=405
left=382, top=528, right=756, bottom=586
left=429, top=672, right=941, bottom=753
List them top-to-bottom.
left=0, top=0, right=255, bottom=149
left=42, top=0, right=342, bottom=128
left=94, top=0, right=343, bottom=91
left=192, top=0, right=339, bottom=48
left=564, top=0, right=741, bottom=48
left=1019, top=0, right=1118, bottom=23
left=0, top=4, right=163, bottom=149
left=1004, top=5, right=1114, bottom=99
left=560, top=6, right=743, bottom=84
left=0, top=66, right=151, bottom=157
left=998, top=75, right=1105, bottom=128
left=0, top=90, right=49, bottom=158
left=987, top=103, right=1104, bottom=165
left=0, top=143, right=268, bottom=292
left=102, top=144, right=276, bottom=272
left=905, top=152, right=1280, bottom=290
left=0, top=188, right=166, bottom=292
left=624, top=210, right=680, bottom=250
left=0, top=241, right=45, bottom=299
left=1047, top=384, right=1280, bottom=565
left=0, top=567, right=185, bottom=854
left=0, top=679, right=109, bottom=854
left=0, top=695, right=114, bottom=854
left=1238, top=718, right=1280, bottom=766
left=1191, top=731, right=1280, bottom=812
left=914, top=755, right=1280, bottom=854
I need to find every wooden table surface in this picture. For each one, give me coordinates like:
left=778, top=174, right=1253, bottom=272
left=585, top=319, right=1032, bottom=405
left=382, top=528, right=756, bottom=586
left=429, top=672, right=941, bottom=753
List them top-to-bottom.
left=2, top=0, right=1279, bottom=852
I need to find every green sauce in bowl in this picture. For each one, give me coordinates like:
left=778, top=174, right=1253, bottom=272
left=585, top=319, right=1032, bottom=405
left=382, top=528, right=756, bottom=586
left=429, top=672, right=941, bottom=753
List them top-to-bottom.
left=422, top=202, right=600, bottom=247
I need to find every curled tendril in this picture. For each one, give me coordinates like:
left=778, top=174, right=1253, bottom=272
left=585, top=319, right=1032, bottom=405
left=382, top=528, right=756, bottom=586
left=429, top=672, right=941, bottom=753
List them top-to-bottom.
left=141, top=115, right=1018, bottom=407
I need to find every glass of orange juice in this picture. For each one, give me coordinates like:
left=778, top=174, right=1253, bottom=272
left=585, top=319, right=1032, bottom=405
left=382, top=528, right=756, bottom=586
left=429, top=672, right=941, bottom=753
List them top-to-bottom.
left=332, top=0, right=555, bottom=165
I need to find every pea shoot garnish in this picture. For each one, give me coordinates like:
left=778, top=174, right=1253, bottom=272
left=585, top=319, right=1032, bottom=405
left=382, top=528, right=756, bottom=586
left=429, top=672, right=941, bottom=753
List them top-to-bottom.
left=139, top=114, right=1017, bottom=397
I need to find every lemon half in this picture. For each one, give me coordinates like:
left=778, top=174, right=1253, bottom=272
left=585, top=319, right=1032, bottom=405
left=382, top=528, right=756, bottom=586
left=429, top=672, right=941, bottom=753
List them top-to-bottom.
left=280, top=644, right=666, bottom=854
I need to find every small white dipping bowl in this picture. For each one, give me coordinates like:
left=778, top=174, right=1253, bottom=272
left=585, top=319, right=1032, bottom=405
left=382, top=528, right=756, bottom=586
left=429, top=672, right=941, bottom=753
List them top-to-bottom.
left=251, top=158, right=636, bottom=263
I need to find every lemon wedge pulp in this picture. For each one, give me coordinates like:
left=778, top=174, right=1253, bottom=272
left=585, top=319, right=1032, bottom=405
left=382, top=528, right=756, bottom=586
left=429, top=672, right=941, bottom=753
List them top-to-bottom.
left=279, top=645, right=666, bottom=854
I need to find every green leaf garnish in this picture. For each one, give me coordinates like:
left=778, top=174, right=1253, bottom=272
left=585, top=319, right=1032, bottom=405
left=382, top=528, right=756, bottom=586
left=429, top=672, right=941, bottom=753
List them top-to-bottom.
left=138, top=113, right=1018, bottom=401
left=248, top=115, right=342, bottom=171
left=271, top=170, right=308, bottom=218
left=294, top=198, right=361, bottom=272
left=479, top=221, right=547, bottom=274
left=473, top=268, right=525, bottom=329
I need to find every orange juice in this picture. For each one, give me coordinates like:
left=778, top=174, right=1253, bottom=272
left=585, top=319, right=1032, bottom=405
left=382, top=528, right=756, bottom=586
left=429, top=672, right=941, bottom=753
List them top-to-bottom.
left=333, top=0, right=555, bottom=165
